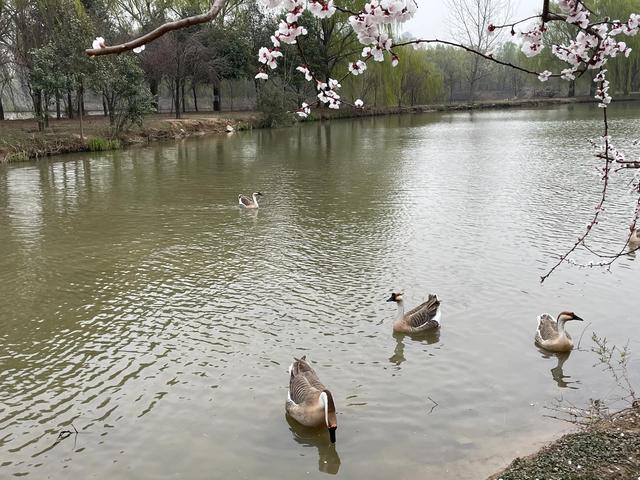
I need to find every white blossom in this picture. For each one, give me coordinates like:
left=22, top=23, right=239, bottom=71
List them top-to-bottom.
left=92, top=37, right=106, bottom=49
left=538, top=70, right=552, bottom=82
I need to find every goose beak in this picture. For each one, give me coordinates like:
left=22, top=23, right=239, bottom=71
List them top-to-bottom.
left=386, top=296, right=395, bottom=302
left=573, top=315, right=584, bottom=321
left=328, top=427, right=337, bottom=443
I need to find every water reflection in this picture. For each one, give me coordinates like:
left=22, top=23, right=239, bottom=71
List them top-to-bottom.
left=388, top=330, right=441, bottom=366
left=538, top=349, right=579, bottom=389
left=285, top=415, right=341, bottom=475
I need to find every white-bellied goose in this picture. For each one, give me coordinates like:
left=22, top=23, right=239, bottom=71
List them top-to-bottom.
left=238, top=192, right=262, bottom=209
left=386, top=292, right=441, bottom=334
left=535, top=311, right=583, bottom=353
left=286, top=356, right=337, bottom=443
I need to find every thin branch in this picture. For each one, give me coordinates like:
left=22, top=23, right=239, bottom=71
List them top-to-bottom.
left=84, top=0, right=228, bottom=56
left=394, top=38, right=559, bottom=78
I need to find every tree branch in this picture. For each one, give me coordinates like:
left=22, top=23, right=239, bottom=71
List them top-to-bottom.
left=84, top=0, right=228, bottom=56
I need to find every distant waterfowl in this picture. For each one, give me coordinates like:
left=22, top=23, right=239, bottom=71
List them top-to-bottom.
left=238, top=192, right=262, bottom=209
left=629, top=227, right=640, bottom=250
left=386, top=292, right=441, bottom=334
left=535, top=311, right=583, bottom=353
left=286, top=356, right=337, bottom=443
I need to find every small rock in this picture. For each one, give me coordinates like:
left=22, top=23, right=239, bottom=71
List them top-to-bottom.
left=226, top=125, right=235, bottom=133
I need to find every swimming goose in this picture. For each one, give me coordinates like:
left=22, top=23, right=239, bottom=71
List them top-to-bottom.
left=238, top=192, right=262, bottom=209
left=386, top=292, right=441, bottom=334
left=535, top=311, right=583, bottom=353
left=286, top=356, right=337, bottom=443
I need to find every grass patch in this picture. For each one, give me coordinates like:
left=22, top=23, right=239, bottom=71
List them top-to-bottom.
left=87, top=137, right=121, bottom=151
left=4, top=151, right=30, bottom=163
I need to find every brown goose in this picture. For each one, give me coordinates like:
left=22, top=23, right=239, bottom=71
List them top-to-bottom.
left=238, top=192, right=262, bottom=209
left=386, top=292, right=441, bottom=334
left=535, top=311, right=583, bottom=353
left=286, top=356, right=337, bottom=443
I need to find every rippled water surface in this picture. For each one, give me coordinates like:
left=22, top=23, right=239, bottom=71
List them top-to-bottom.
left=1, top=104, right=640, bottom=479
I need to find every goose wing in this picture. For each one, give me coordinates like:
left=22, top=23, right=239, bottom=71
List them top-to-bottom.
left=239, top=195, right=252, bottom=207
left=405, top=294, right=441, bottom=329
left=536, top=313, right=559, bottom=341
left=289, top=356, right=326, bottom=404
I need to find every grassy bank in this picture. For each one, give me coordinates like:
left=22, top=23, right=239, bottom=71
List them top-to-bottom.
left=2, top=96, right=638, bottom=163
left=0, top=111, right=258, bottom=163
left=489, top=406, right=640, bottom=480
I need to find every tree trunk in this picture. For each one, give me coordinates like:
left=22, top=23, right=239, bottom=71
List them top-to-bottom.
left=175, top=78, right=181, bottom=119
left=149, top=79, right=159, bottom=111
left=568, top=80, right=576, bottom=98
left=181, top=81, right=186, bottom=113
left=213, top=83, right=221, bottom=111
left=192, top=84, right=198, bottom=112
left=77, top=87, right=84, bottom=141
left=67, top=89, right=73, bottom=119
left=34, top=90, right=44, bottom=131
left=56, top=91, right=61, bottom=119
left=44, top=93, right=50, bottom=128
left=108, top=94, right=115, bottom=127
left=0, top=95, right=4, bottom=120
left=102, top=95, right=108, bottom=116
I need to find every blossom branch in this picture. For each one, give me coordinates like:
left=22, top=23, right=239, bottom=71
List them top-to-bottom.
left=85, top=0, right=227, bottom=56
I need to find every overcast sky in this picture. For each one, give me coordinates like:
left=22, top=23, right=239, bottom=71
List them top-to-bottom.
left=403, top=0, right=543, bottom=40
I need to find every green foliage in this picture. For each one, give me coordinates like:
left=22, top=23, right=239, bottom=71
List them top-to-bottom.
left=30, top=43, right=66, bottom=96
left=90, top=55, right=154, bottom=136
left=256, top=80, right=295, bottom=128
left=87, top=137, right=121, bottom=151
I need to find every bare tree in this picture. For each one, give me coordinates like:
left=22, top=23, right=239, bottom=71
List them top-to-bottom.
left=446, top=0, right=512, bottom=101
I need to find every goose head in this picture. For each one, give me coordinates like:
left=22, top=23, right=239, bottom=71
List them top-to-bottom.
left=253, top=192, right=263, bottom=197
left=386, top=292, right=404, bottom=303
left=557, top=311, right=583, bottom=323
left=320, top=390, right=337, bottom=443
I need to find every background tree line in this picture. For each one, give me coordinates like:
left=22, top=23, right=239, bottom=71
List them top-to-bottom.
left=0, top=0, right=639, bottom=135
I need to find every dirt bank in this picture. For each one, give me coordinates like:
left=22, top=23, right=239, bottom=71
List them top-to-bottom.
left=2, top=96, right=638, bottom=163
left=0, top=111, right=258, bottom=163
left=489, top=406, right=640, bottom=480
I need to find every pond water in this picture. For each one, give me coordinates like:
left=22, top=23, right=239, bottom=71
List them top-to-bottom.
left=1, top=104, right=639, bottom=479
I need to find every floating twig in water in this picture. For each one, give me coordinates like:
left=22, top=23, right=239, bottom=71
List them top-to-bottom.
left=427, top=396, right=439, bottom=415
left=55, top=423, right=80, bottom=449
left=56, top=423, right=78, bottom=441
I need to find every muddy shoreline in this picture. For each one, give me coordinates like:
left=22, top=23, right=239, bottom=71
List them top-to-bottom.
left=4, top=96, right=635, bottom=164
left=488, top=406, right=640, bottom=480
